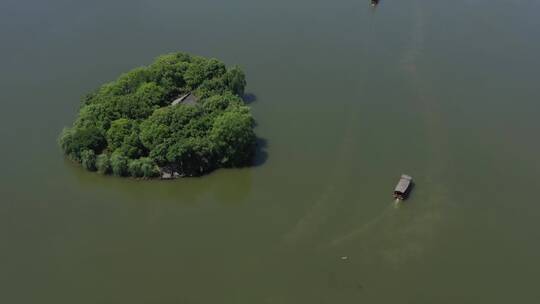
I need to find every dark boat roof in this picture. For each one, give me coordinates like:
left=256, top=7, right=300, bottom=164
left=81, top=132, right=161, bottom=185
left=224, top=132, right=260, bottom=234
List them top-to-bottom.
left=394, top=174, right=412, bottom=193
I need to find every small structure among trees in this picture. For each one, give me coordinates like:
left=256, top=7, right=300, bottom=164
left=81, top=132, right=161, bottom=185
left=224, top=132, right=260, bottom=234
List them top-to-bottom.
left=59, top=52, right=256, bottom=179
left=171, top=92, right=198, bottom=106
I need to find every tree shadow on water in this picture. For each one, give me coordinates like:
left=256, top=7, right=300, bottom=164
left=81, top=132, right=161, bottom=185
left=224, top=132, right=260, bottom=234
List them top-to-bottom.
left=242, top=93, right=257, bottom=104
left=252, top=137, right=268, bottom=167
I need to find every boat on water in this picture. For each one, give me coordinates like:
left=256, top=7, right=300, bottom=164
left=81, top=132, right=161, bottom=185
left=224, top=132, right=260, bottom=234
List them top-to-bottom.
left=371, top=0, right=380, bottom=7
left=393, top=174, right=413, bottom=200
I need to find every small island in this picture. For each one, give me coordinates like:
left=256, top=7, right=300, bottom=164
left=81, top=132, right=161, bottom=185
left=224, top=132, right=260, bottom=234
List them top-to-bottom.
left=59, top=52, right=257, bottom=178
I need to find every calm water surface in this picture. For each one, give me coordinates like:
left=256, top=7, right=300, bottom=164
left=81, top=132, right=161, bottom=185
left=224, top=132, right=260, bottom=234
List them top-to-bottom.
left=1, top=0, right=540, bottom=303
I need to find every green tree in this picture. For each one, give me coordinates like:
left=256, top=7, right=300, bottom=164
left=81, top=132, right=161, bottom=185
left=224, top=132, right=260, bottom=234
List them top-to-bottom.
left=59, top=52, right=257, bottom=178
left=184, top=57, right=226, bottom=89
left=223, top=66, right=246, bottom=96
left=202, top=93, right=243, bottom=115
left=210, top=108, right=255, bottom=167
left=139, top=110, right=172, bottom=151
left=106, top=118, right=132, bottom=150
left=106, top=118, right=144, bottom=158
left=59, top=126, right=105, bottom=161
left=166, top=137, right=214, bottom=176
left=81, top=150, right=97, bottom=171
left=110, top=150, right=128, bottom=176
left=96, top=154, right=111, bottom=174
left=128, top=157, right=159, bottom=178
left=139, top=157, right=160, bottom=178
left=128, top=159, right=143, bottom=177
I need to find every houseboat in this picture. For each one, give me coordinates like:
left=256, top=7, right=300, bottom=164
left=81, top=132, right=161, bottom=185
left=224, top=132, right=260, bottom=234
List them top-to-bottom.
left=393, top=174, right=413, bottom=200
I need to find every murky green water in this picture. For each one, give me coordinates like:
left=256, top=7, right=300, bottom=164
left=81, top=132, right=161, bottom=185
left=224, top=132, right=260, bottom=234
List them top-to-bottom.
left=1, top=0, right=540, bottom=303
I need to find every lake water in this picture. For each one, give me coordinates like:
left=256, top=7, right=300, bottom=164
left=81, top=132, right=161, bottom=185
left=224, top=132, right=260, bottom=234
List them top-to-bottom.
left=1, top=0, right=540, bottom=303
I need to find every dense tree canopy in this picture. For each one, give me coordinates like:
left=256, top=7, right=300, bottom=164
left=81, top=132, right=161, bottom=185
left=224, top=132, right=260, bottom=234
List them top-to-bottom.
left=59, top=52, right=256, bottom=178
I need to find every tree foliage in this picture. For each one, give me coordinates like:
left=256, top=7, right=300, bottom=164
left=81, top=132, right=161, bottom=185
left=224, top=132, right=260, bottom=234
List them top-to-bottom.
left=59, top=52, right=256, bottom=178
left=81, top=150, right=97, bottom=171
left=110, top=150, right=129, bottom=177
left=96, top=154, right=111, bottom=174
left=128, top=157, right=160, bottom=178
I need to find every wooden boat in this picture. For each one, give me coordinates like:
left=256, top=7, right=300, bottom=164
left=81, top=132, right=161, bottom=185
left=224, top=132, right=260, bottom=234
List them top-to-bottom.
left=393, top=174, right=413, bottom=200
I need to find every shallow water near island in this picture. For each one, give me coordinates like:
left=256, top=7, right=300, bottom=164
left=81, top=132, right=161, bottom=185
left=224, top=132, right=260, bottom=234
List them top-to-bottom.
left=1, top=0, right=540, bottom=303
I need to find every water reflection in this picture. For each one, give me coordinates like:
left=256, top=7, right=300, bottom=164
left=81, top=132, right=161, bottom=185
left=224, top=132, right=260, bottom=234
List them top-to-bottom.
left=253, top=137, right=268, bottom=167
left=66, top=158, right=256, bottom=206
